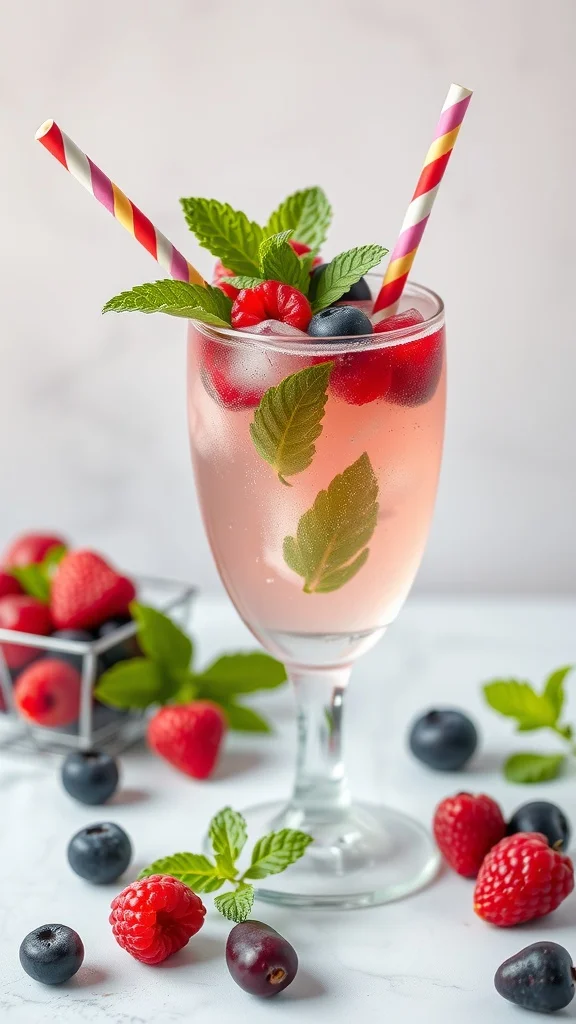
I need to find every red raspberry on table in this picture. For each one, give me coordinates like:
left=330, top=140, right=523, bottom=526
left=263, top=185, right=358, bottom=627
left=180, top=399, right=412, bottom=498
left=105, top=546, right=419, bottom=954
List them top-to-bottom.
left=231, top=282, right=312, bottom=331
left=2, top=532, right=66, bottom=568
left=50, top=550, right=135, bottom=631
left=0, top=571, right=22, bottom=599
left=0, top=594, right=52, bottom=670
left=14, top=658, right=81, bottom=727
left=147, top=701, right=226, bottom=779
left=433, top=792, right=506, bottom=878
left=474, top=832, right=574, bottom=927
left=110, top=875, right=206, bottom=965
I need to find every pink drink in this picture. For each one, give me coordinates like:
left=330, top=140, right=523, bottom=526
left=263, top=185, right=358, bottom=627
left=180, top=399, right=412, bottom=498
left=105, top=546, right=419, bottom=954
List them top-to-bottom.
left=187, top=283, right=445, bottom=666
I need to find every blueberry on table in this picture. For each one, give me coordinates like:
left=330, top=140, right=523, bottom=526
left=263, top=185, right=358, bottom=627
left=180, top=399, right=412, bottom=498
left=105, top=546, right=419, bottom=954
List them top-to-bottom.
left=308, top=305, right=373, bottom=338
left=409, top=708, right=478, bottom=771
left=61, top=749, right=119, bottom=805
left=507, top=800, right=570, bottom=850
left=67, top=821, right=132, bottom=883
left=226, top=920, right=298, bottom=997
left=19, top=924, right=84, bottom=985
left=495, top=942, right=576, bottom=1012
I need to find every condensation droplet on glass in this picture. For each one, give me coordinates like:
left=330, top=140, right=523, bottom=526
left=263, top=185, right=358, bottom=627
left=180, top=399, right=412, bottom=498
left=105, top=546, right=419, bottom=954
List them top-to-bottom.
left=266, top=577, right=274, bottom=584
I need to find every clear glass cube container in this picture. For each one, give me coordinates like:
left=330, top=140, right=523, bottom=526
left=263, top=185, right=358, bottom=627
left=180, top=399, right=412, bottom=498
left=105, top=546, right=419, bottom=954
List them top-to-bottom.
left=0, top=575, right=194, bottom=753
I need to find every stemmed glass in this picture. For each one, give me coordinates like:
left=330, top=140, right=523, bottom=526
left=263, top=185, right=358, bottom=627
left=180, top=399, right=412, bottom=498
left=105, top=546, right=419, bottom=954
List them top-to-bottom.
left=187, top=278, right=446, bottom=908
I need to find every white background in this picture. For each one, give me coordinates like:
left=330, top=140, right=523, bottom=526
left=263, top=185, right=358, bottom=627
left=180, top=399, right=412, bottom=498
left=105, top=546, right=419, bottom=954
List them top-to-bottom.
left=1, top=0, right=574, bottom=595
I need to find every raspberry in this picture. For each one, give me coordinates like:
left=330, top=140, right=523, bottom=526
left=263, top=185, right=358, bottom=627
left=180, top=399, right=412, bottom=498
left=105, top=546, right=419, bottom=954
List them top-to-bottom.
left=288, top=239, right=322, bottom=268
left=212, top=259, right=240, bottom=300
left=231, top=282, right=311, bottom=331
left=200, top=340, right=266, bottom=411
left=50, top=550, right=135, bottom=631
left=0, top=594, right=52, bottom=670
left=14, top=658, right=81, bottom=727
left=147, top=701, right=226, bottom=779
left=433, top=792, right=506, bottom=877
left=474, top=833, right=574, bottom=927
left=110, top=875, right=206, bottom=965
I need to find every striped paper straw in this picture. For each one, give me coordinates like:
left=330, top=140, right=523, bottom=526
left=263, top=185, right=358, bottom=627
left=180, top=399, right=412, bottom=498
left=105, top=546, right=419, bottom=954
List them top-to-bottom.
left=373, top=83, right=472, bottom=320
left=35, top=119, right=205, bottom=286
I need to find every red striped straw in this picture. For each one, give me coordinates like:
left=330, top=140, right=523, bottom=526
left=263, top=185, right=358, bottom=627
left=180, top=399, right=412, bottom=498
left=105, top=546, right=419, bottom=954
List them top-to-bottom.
left=373, top=83, right=472, bottom=320
left=35, top=119, right=205, bottom=286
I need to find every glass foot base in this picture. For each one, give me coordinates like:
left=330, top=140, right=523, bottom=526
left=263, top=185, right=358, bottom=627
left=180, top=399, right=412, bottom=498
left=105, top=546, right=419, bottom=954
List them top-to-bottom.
left=240, top=800, right=440, bottom=909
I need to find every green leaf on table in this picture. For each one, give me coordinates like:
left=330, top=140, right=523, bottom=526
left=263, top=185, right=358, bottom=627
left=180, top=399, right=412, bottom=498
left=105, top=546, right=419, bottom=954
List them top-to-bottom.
left=265, top=187, right=332, bottom=252
left=181, top=198, right=263, bottom=276
left=258, top=231, right=310, bottom=293
left=311, top=244, right=389, bottom=312
left=222, top=275, right=265, bottom=290
left=103, top=280, right=232, bottom=327
left=250, top=362, right=333, bottom=484
left=283, top=452, right=379, bottom=593
left=11, top=545, right=67, bottom=604
left=131, top=603, right=192, bottom=673
left=198, top=651, right=287, bottom=697
left=95, top=658, right=179, bottom=709
left=543, top=665, right=574, bottom=720
left=483, top=679, right=558, bottom=731
left=221, top=702, right=272, bottom=733
left=504, top=752, right=565, bottom=784
left=209, top=807, right=248, bottom=875
left=244, top=829, right=313, bottom=879
left=138, top=852, right=225, bottom=893
left=214, top=884, right=255, bottom=923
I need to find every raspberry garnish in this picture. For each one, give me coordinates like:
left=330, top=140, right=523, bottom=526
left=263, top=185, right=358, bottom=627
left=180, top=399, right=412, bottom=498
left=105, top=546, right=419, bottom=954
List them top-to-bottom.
left=231, top=282, right=312, bottom=331
left=433, top=792, right=506, bottom=877
left=474, top=833, right=574, bottom=927
left=110, top=875, right=206, bottom=964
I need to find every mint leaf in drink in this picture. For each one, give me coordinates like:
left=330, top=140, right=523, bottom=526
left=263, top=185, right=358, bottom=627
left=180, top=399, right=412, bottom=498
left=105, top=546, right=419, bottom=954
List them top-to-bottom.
left=265, top=187, right=332, bottom=252
left=181, top=198, right=263, bottom=276
left=258, top=231, right=310, bottom=293
left=311, top=244, right=389, bottom=312
left=223, top=275, right=266, bottom=290
left=103, top=280, right=232, bottom=326
left=250, top=363, right=333, bottom=485
left=283, top=452, right=379, bottom=593
left=11, top=545, right=67, bottom=604
left=131, top=603, right=192, bottom=673
left=198, top=652, right=287, bottom=697
left=94, top=658, right=172, bottom=709
left=543, top=666, right=574, bottom=720
left=483, top=679, right=558, bottom=731
left=221, top=703, right=272, bottom=733
left=504, top=752, right=565, bottom=784
left=209, top=807, right=248, bottom=876
left=243, top=829, right=313, bottom=880
left=138, top=852, right=226, bottom=893
left=214, top=885, right=255, bottom=923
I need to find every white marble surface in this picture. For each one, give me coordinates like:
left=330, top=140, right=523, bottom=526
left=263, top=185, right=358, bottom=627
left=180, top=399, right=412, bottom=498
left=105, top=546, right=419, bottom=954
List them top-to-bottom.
left=1, top=0, right=576, bottom=594
left=2, top=594, right=576, bottom=1022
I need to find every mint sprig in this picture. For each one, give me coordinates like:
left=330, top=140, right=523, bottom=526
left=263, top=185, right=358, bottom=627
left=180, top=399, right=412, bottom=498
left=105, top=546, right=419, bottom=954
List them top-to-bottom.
left=265, top=187, right=332, bottom=252
left=180, top=198, right=264, bottom=277
left=258, top=231, right=310, bottom=293
left=311, top=244, right=389, bottom=312
left=102, top=280, right=232, bottom=327
left=10, top=544, right=67, bottom=604
left=94, top=603, right=287, bottom=730
left=483, top=665, right=575, bottom=782
left=139, top=806, right=313, bottom=923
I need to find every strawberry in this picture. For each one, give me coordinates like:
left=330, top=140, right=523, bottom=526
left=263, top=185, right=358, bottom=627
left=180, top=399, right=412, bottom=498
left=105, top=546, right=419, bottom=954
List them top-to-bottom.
left=2, top=532, right=66, bottom=568
left=50, top=550, right=136, bottom=631
left=0, top=571, right=22, bottom=599
left=0, top=594, right=52, bottom=670
left=14, top=658, right=81, bottom=727
left=147, top=702, right=226, bottom=779
left=433, top=792, right=507, bottom=877
left=474, top=833, right=574, bottom=927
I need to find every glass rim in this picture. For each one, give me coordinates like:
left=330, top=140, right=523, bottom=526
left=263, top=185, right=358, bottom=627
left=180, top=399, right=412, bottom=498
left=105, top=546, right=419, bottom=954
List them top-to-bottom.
left=190, top=279, right=444, bottom=356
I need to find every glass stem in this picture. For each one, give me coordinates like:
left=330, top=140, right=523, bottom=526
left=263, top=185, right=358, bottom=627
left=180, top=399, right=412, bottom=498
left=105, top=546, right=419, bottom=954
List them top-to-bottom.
left=287, top=667, right=352, bottom=825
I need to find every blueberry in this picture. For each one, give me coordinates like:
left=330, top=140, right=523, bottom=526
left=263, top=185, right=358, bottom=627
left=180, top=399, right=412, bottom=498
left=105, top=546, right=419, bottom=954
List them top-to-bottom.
left=308, top=305, right=373, bottom=338
left=97, top=617, right=140, bottom=670
left=51, top=629, right=93, bottom=669
left=409, top=708, right=478, bottom=771
left=61, top=749, right=119, bottom=805
left=507, top=800, right=571, bottom=850
left=67, top=822, right=132, bottom=884
left=226, top=920, right=298, bottom=997
left=19, top=924, right=84, bottom=985
left=495, top=941, right=576, bottom=1012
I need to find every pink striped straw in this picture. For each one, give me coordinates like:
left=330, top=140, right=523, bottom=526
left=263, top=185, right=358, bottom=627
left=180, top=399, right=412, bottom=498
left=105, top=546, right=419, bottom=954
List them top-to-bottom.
left=35, top=119, right=205, bottom=286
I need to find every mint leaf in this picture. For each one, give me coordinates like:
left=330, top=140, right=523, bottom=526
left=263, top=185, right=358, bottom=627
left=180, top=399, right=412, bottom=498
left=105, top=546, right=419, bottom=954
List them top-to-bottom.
left=265, top=187, right=332, bottom=252
left=181, top=198, right=263, bottom=276
left=258, top=232, right=309, bottom=293
left=312, top=244, right=388, bottom=312
left=223, top=275, right=265, bottom=290
left=103, top=280, right=232, bottom=327
left=250, top=363, right=333, bottom=484
left=283, top=452, right=379, bottom=593
left=43, top=544, right=67, bottom=571
left=11, top=564, right=50, bottom=603
left=131, top=603, right=192, bottom=673
left=198, top=652, right=287, bottom=697
left=94, top=658, right=170, bottom=709
left=543, top=665, right=574, bottom=719
left=483, top=679, right=558, bottom=731
left=221, top=703, right=272, bottom=733
left=504, top=752, right=565, bottom=784
left=209, top=807, right=247, bottom=875
left=243, top=829, right=313, bottom=880
left=138, top=852, right=225, bottom=893
left=214, top=884, right=254, bottom=923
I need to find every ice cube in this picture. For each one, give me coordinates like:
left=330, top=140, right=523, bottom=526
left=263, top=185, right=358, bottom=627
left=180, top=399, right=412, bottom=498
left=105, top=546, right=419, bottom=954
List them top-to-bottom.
left=239, top=319, right=308, bottom=338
